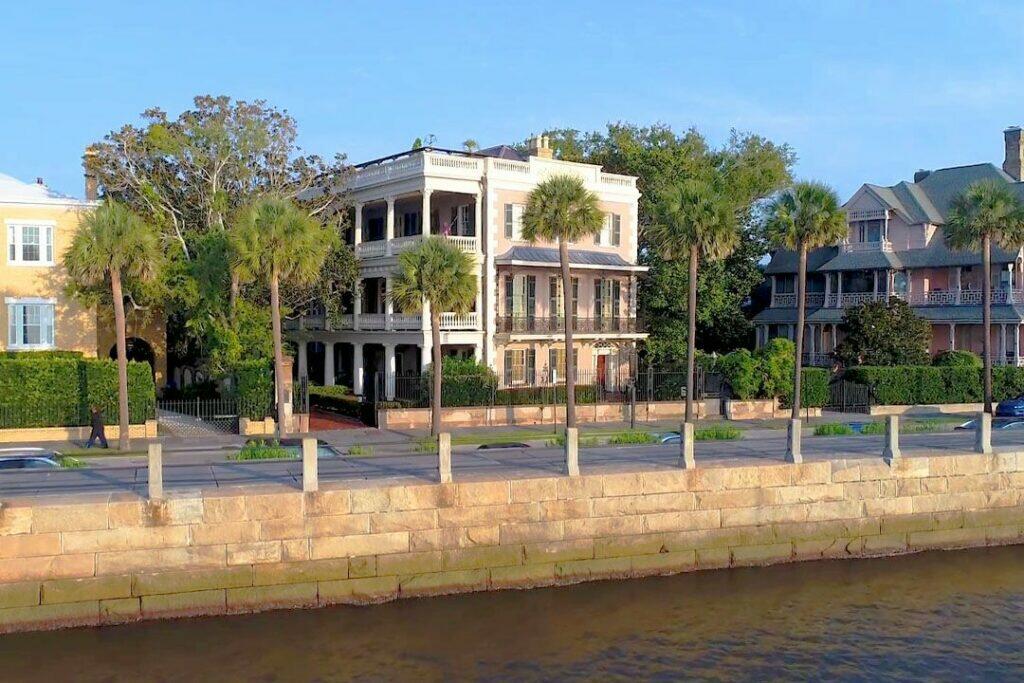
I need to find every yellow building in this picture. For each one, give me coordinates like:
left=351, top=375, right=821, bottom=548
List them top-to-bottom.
left=0, top=171, right=166, bottom=386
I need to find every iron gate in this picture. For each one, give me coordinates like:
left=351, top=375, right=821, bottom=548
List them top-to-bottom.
left=825, top=380, right=872, bottom=413
left=156, top=398, right=239, bottom=435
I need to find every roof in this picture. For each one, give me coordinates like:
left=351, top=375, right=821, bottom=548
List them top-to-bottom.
left=477, top=145, right=526, bottom=161
left=0, top=173, right=90, bottom=206
left=767, top=240, right=1019, bottom=275
left=496, top=246, right=642, bottom=269
left=763, top=247, right=837, bottom=274
left=753, top=304, right=1024, bottom=324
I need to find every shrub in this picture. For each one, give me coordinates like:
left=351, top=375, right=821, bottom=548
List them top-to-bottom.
left=758, top=338, right=795, bottom=399
left=718, top=349, right=761, bottom=400
left=1, top=350, right=83, bottom=360
left=933, top=350, right=982, bottom=368
left=0, top=357, right=83, bottom=427
left=421, top=357, right=498, bottom=407
left=82, top=360, right=157, bottom=425
left=234, top=360, right=273, bottom=420
left=845, top=365, right=982, bottom=405
left=994, top=366, right=1024, bottom=401
left=779, top=368, right=829, bottom=408
left=309, top=385, right=363, bottom=418
left=859, top=422, right=886, bottom=435
left=814, top=423, right=855, bottom=436
left=694, top=425, right=741, bottom=440
left=608, top=430, right=656, bottom=445
left=413, top=437, right=437, bottom=453
left=347, top=444, right=374, bottom=456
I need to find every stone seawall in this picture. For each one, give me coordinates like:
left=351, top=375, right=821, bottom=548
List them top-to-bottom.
left=2, top=451, right=1024, bottom=632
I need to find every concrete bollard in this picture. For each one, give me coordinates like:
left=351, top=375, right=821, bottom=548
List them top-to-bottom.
left=975, top=412, right=992, bottom=454
left=882, top=414, right=901, bottom=463
left=785, top=419, right=803, bottom=464
left=680, top=422, right=696, bottom=469
left=565, top=427, right=580, bottom=477
left=438, top=433, right=452, bottom=484
left=302, top=437, right=318, bottom=492
left=147, top=443, right=163, bottom=500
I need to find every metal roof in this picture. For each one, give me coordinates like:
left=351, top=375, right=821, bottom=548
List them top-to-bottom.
left=496, top=246, right=638, bottom=268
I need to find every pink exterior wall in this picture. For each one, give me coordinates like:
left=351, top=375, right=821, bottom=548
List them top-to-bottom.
left=495, top=268, right=631, bottom=319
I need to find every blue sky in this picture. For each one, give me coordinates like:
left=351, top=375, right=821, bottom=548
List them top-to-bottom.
left=3, top=1, right=1023, bottom=199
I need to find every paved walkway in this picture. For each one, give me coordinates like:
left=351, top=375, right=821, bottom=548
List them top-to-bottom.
left=1, top=429, right=1019, bottom=501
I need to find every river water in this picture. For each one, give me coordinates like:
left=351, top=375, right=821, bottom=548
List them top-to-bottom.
left=3, top=546, right=1024, bottom=681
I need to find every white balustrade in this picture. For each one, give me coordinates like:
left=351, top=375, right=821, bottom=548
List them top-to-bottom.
left=426, top=154, right=482, bottom=172
left=492, top=159, right=530, bottom=174
left=600, top=173, right=635, bottom=187
left=390, top=234, right=423, bottom=254
left=444, top=234, right=478, bottom=252
left=840, top=239, right=893, bottom=253
left=356, top=240, right=386, bottom=258
left=440, top=312, right=479, bottom=330
left=359, top=313, right=386, bottom=330
left=335, top=314, right=354, bottom=330
left=390, top=314, right=422, bottom=330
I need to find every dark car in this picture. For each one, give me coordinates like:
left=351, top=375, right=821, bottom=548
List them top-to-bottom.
left=996, top=395, right=1024, bottom=417
left=0, top=448, right=63, bottom=470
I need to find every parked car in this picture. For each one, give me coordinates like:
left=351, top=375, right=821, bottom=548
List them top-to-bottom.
left=996, top=396, right=1024, bottom=417
left=954, top=418, right=1024, bottom=431
left=659, top=432, right=681, bottom=444
left=0, top=448, right=63, bottom=470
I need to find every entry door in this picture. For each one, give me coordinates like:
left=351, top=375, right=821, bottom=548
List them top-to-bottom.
left=596, top=355, right=607, bottom=388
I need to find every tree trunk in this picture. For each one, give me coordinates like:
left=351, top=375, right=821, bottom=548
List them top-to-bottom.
left=983, top=233, right=993, bottom=414
left=560, top=239, right=576, bottom=429
left=791, top=243, right=807, bottom=421
left=685, top=244, right=699, bottom=424
left=270, top=267, right=288, bottom=438
left=110, top=268, right=131, bottom=451
left=229, top=271, right=240, bottom=322
left=431, top=308, right=443, bottom=437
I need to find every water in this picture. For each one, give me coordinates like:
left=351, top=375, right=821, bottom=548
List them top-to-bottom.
left=3, top=546, right=1024, bottom=681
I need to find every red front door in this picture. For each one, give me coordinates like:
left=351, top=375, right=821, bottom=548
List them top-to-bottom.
left=596, top=355, right=607, bottom=387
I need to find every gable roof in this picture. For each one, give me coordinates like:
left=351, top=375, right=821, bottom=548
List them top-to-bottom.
left=0, top=172, right=90, bottom=206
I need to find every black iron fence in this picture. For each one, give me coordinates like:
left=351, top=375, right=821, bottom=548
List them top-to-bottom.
left=496, top=316, right=643, bottom=334
left=383, top=366, right=721, bottom=409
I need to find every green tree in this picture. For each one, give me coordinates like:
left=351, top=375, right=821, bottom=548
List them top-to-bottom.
left=648, top=174, right=738, bottom=424
left=522, top=175, right=604, bottom=429
left=946, top=180, right=1024, bottom=413
left=764, top=181, right=847, bottom=460
left=229, top=197, right=337, bottom=436
left=64, top=201, right=162, bottom=449
left=389, top=237, right=477, bottom=436
left=834, top=299, right=931, bottom=366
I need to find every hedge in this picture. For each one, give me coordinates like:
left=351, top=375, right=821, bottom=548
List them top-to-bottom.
left=717, top=340, right=827, bottom=407
left=0, top=357, right=155, bottom=428
left=233, top=360, right=274, bottom=420
left=845, top=366, right=984, bottom=405
left=779, top=368, right=829, bottom=409
left=309, top=385, right=362, bottom=418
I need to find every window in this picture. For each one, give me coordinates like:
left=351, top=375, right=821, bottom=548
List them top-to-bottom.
left=504, top=203, right=525, bottom=240
left=450, top=205, right=475, bottom=236
left=397, top=212, right=421, bottom=237
left=597, top=213, right=621, bottom=246
left=853, top=219, right=882, bottom=243
left=6, top=223, right=54, bottom=265
left=505, top=275, right=536, bottom=328
left=549, top=276, right=565, bottom=319
left=594, top=280, right=621, bottom=326
left=7, top=300, right=55, bottom=349
left=548, top=348, right=566, bottom=382
left=504, top=349, right=534, bottom=385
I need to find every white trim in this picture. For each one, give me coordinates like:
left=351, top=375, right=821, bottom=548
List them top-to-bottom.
left=6, top=221, right=55, bottom=267
left=497, top=259, right=648, bottom=272
left=4, top=297, right=57, bottom=304
left=6, top=300, right=56, bottom=350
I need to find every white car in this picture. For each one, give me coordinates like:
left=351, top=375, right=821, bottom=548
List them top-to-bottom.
left=0, top=447, right=63, bottom=470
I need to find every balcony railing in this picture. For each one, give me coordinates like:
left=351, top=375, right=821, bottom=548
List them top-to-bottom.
left=356, top=233, right=479, bottom=259
left=840, top=239, right=893, bottom=253
left=356, top=240, right=386, bottom=258
left=800, top=288, right=1024, bottom=309
left=771, top=293, right=825, bottom=308
left=284, top=312, right=481, bottom=332
left=439, top=312, right=479, bottom=330
left=497, top=316, right=643, bottom=334
left=802, top=352, right=832, bottom=367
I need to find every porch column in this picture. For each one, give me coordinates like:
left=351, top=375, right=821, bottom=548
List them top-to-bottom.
left=421, top=189, right=432, bottom=235
left=473, top=192, right=482, bottom=251
left=385, top=196, right=396, bottom=255
left=353, top=202, right=363, bottom=249
left=954, top=266, right=962, bottom=304
left=872, top=270, right=879, bottom=300
left=475, top=271, right=483, bottom=327
left=836, top=272, right=843, bottom=307
left=824, top=274, right=831, bottom=306
left=770, top=275, right=777, bottom=305
left=385, top=276, right=394, bottom=331
left=353, top=279, right=362, bottom=331
left=948, top=323, right=956, bottom=351
left=808, top=324, right=816, bottom=357
left=1000, top=324, right=1007, bottom=365
left=1016, top=324, right=1022, bottom=366
left=297, top=341, right=308, bottom=379
left=324, top=342, right=335, bottom=386
left=353, top=343, right=364, bottom=396
left=384, top=344, right=396, bottom=400
left=473, top=344, right=482, bottom=362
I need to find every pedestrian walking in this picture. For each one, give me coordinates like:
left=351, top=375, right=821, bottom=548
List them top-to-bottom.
left=86, top=405, right=108, bottom=449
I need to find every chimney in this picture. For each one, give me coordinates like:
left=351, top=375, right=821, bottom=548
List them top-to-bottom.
left=1004, top=126, right=1023, bottom=181
left=527, top=134, right=553, bottom=159
left=83, top=146, right=99, bottom=201
left=913, top=169, right=931, bottom=183
left=35, top=177, right=44, bottom=185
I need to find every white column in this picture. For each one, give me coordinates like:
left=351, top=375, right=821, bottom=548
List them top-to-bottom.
left=421, top=189, right=432, bottom=236
left=473, top=192, right=482, bottom=250
left=385, top=196, right=396, bottom=243
left=353, top=202, right=363, bottom=249
left=954, top=266, right=962, bottom=304
left=872, top=270, right=879, bottom=299
left=474, top=271, right=483, bottom=329
left=836, top=272, right=843, bottom=307
left=824, top=274, right=831, bottom=306
left=385, top=276, right=394, bottom=330
left=353, top=279, right=362, bottom=331
left=832, top=323, right=839, bottom=352
left=949, top=323, right=956, bottom=350
left=808, top=324, right=816, bottom=358
left=1000, top=324, right=1007, bottom=365
left=1016, top=324, right=1021, bottom=366
left=421, top=340, right=432, bottom=373
left=297, top=341, right=308, bottom=378
left=324, top=342, right=335, bottom=386
left=353, top=343, right=364, bottom=396
left=384, top=344, right=396, bottom=400
left=473, top=345, right=482, bottom=362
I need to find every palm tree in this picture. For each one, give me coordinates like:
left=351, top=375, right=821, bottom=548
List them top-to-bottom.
left=522, top=175, right=603, bottom=429
left=648, top=176, right=739, bottom=425
left=946, top=180, right=1024, bottom=414
left=764, top=181, right=848, bottom=461
left=229, top=197, right=335, bottom=437
left=65, top=200, right=161, bottom=450
left=390, top=236, right=477, bottom=436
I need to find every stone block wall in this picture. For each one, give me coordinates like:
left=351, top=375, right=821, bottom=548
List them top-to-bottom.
left=379, top=400, right=706, bottom=429
left=2, top=451, right=1024, bottom=632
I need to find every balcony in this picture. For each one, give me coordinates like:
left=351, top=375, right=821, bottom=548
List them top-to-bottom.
left=351, top=150, right=484, bottom=190
left=356, top=233, right=479, bottom=259
left=840, top=239, right=893, bottom=253
left=798, top=288, right=1024, bottom=308
left=770, top=293, right=825, bottom=308
left=286, top=312, right=481, bottom=332
left=497, top=316, right=643, bottom=335
left=802, top=352, right=832, bottom=367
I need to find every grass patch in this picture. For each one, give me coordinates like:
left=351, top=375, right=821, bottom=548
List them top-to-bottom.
left=901, top=418, right=949, bottom=434
left=859, top=422, right=886, bottom=436
left=813, top=423, right=856, bottom=437
left=694, top=425, right=742, bottom=441
left=608, top=430, right=657, bottom=445
left=546, top=434, right=600, bottom=448
left=413, top=437, right=437, bottom=453
left=231, top=439, right=293, bottom=461
left=347, top=444, right=374, bottom=456
left=60, top=448, right=145, bottom=458
left=57, top=455, right=84, bottom=469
